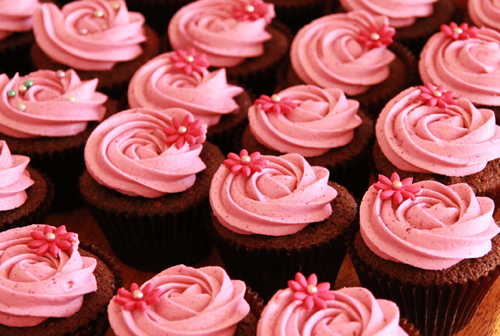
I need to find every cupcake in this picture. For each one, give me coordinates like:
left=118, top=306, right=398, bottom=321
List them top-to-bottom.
left=31, top=0, right=160, bottom=98
left=167, top=0, right=291, bottom=95
left=466, top=0, right=500, bottom=32
left=287, top=10, right=417, bottom=116
left=419, top=22, right=500, bottom=120
left=127, top=49, right=253, bottom=154
left=0, top=69, right=115, bottom=212
left=373, top=84, right=500, bottom=202
left=242, top=85, right=374, bottom=199
left=80, top=107, right=225, bottom=272
left=0, top=140, right=53, bottom=231
left=208, top=150, right=358, bottom=301
left=348, top=174, right=500, bottom=336
left=0, top=224, right=120, bottom=336
left=107, top=264, right=259, bottom=336
left=258, top=272, right=420, bottom=335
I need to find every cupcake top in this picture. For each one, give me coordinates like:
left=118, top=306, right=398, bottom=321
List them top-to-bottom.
left=0, top=0, right=41, bottom=39
left=32, top=0, right=147, bottom=71
left=168, top=0, right=275, bottom=67
left=339, top=0, right=438, bottom=28
left=467, top=0, right=500, bottom=32
left=290, top=10, right=396, bottom=95
left=419, top=22, right=500, bottom=106
left=128, top=49, right=243, bottom=127
left=0, top=69, right=107, bottom=138
left=376, top=84, right=500, bottom=176
left=248, top=85, right=363, bottom=157
left=84, top=107, right=207, bottom=198
left=0, top=140, right=34, bottom=211
left=210, top=150, right=337, bottom=236
left=360, top=173, right=500, bottom=270
left=0, top=224, right=97, bottom=327
left=108, top=264, right=249, bottom=336
left=257, top=272, right=407, bottom=335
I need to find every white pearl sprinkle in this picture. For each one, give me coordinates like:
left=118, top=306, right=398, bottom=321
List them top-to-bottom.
left=111, top=2, right=121, bottom=10
left=245, top=4, right=255, bottom=12
left=94, top=10, right=104, bottom=18
left=101, top=24, right=108, bottom=30
left=453, top=27, right=463, bottom=34
left=80, top=28, right=89, bottom=35
left=370, top=32, right=380, bottom=41
left=185, top=55, right=194, bottom=63
left=56, top=70, right=66, bottom=78
left=18, top=84, right=27, bottom=93
left=433, top=90, right=442, bottom=97
left=271, top=94, right=281, bottom=102
left=67, top=96, right=76, bottom=102
left=17, top=103, right=26, bottom=111
left=178, top=126, right=187, bottom=134
left=241, top=155, right=251, bottom=163
left=392, top=180, right=402, bottom=189
left=45, top=232, right=56, bottom=242
left=306, top=285, right=317, bottom=294
left=132, top=289, right=144, bottom=299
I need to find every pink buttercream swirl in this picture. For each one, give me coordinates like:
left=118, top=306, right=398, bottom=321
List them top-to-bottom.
left=0, top=0, right=41, bottom=40
left=32, top=0, right=146, bottom=71
left=168, top=0, right=275, bottom=67
left=339, top=0, right=437, bottom=28
left=468, top=0, right=500, bottom=33
left=290, top=10, right=396, bottom=95
left=419, top=25, right=500, bottom=106
left=128, top=51, right=243, bottom=126
left=0, top=69, right=107, bottom=138
left=249, top=85, right=363, bottom=157
left=376, top=86, right=500, bottom=176
left=84, top=107, right=207, bottom=198
left=0, top=141, right=34, bottom=211
left=210, top=152, right=337, bottom=236
left=360, top=180, right=500, bottom=270
left=0, top=224, right=97, bottom=327
left=108, top=264, right=249, bottom=336
left=257, top=286, right=407, bottom=335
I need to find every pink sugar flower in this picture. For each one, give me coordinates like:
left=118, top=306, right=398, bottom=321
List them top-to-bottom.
left=233, top=0, right=270, bottom=21
left=440, top=22, right=478, bottom=40
left=357, top=24, right=395, bottom=49
left=170, top=48, right=210, bottom=75
left=418, top=83, right=457, bottom=109
left=254, top=94, right=298, bottom=114
left=164, top=115, right=205, bottom=149
left=224, top=149, right=268, bottom=176
left=374, top=172, right=420, bottom=205
left=27, top=225, right=75, bottom=258
left=288, top=272, right=335, bottom=311
left=114, top=283, right=161, bottom=311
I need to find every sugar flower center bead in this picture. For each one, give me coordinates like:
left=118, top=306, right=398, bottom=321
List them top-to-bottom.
left=245, top=4, right=254, bottom=12
left=453, top=27, right=463, bottom=34
left=370, top=32, right=380, bottom=40
left=185, top=55, right=194, bottom=63
left=433, top=90, right=442, bottom=97
left=271, top=94, right=281, bottom=102
left=178, top=126, right=187, bottom=134
left=241, top=155, right=251, bottom=163
left=392, top=180, right=402, bottom=189
left=45, top=232, right=56, bottom=242
left=306, top=284, right=318, bottom=294
left=132, top=289, right=144, bottom=300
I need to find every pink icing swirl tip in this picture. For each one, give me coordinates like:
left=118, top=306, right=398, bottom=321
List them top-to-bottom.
left=233, top=0, right=271, bottom=21
left=440, top=22, right=478, bottom=40
left=357, top=23, right=395, bottom=49
left=170, top=48, right=210, bottom=75
left=418, top=83, right=457, bottom=108
left=254, top=94, right=298, bottom=114
left=163, top=114, right=205, bottom=149
left=224, top=149, right=268, bottom=176
left=373, top=172, right=420, bottom=205
left=27, top=225, right=76, bottom=258
left=288, top=272, right=334, bottom=311
left=114, top=282, right=161, bottom=311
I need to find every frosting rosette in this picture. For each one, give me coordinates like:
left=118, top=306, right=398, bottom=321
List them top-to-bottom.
left=0, top=0, right=41, bottom=40
left=32, top=0, right=146, bottom=71
left=168, top=0, right=275, bottom=67
left=339, top=0, right=437, bottom=28
left=468, top=0, right=500, bottom=33
left=290, top=10, right=396, bottom=95
left=419, top=25, right=500, bottom=106
left=128, top=51, right=243, bottom=126
left=0, top=69, right=107, bottom=138
left=249, top=85, right=362, bottom=157
left=376, top=86, right=500, bottom=176
left=84, top=107, right=207, bottom=198
left=0, top=141, right=34, bottom=211
left=210, top=152, right=337, bottom=236
left=360, top=178, right=500, bottom=270
left=0, top=224, right=97, bottom=327
left=108, top=264, right=249, bottom=336
left=257, top=286, right=407, bottom=336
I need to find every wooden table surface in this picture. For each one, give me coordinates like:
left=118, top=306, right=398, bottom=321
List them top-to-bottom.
left=51, top=207, right=500, bottom=336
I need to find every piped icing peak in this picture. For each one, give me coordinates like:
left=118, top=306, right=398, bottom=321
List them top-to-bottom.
left=0, top=0, right=41, bottom=39
left=440, top=22, right=478, bottom=40
left=170, top=48, right=210, bottom=75
left=84, top=107, right=207, bottom=197
left=0, top=140, right=34, bottom=211
left=224, top=149, right=268, bottom=176
left=373, top=172, right=420, bottom=205
left=360, top=179, right=500, bottom=270
left=287, top=272, right=334, bottom=311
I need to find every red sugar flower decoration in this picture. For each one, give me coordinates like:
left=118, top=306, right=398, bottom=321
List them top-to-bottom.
left=233, top=0, right=270, bottom=21
left=440, top=22, right=478, bottom=40
left=357, top=24, right=395, bottom=49
left=170, top=48, right=210, bottom=75
left=418, top=83, right=457, bottom=109
left=255, top=94, right=298, bottom=114
left=164, top=115, right=205, bottom=149
left=224, top=149, right=268, bottom=176
left=374, top=172, right=420, bottom=205
left=27, top=225, right=75, bottom=258
left=288, top=272, right=335, bottom=311
left=114, top=283, right=161, bottom=311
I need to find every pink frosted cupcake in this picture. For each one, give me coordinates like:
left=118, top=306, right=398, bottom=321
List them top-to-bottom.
left=466, top=0, right=500, bottom=32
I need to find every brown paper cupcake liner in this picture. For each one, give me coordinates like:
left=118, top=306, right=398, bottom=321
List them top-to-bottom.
left=0, top=32, right=36, bottom=77
left=235, top=287, right=265, bottom=336
left=400, top=318, right=421, bottom=336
